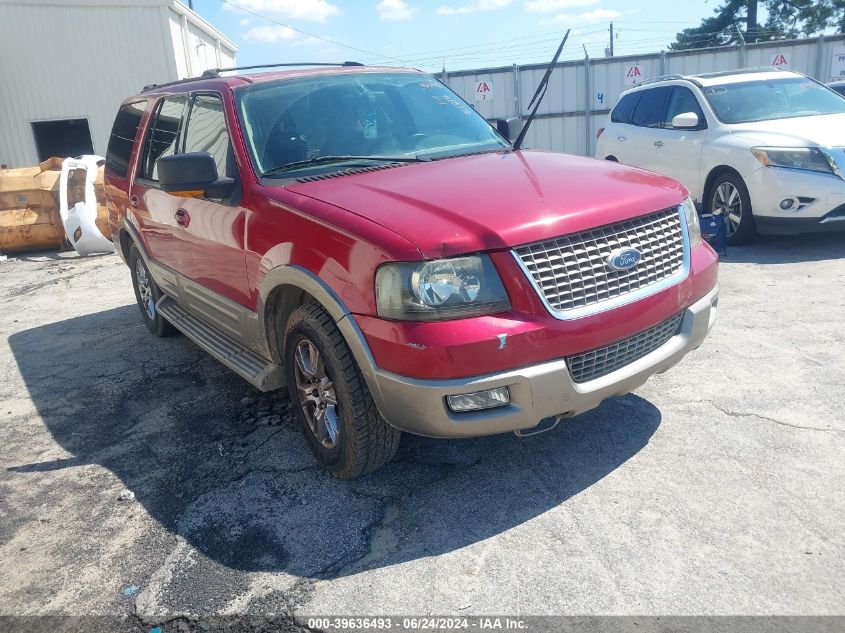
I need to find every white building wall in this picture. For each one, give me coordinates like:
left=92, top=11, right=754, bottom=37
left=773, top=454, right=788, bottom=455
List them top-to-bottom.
left=0, top=0, right=236, bottom=168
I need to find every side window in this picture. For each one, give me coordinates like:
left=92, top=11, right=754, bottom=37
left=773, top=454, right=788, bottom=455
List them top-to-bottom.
left=631, top=86, right=672, bottom=128
left=664, top=87, right=706, bottom=128
left=611, top=92, right=641, bottom=124
left=183, top=94, right=233, bottom=179
left=138, top=96, right=187, bottom=181
left=105, top=102, right=146, bottom=177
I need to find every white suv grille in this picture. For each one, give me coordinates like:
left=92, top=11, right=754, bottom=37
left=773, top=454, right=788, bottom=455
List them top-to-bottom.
left=513, top=207, right=686, bottom=316
left=566, top=312, right=684, bottom=383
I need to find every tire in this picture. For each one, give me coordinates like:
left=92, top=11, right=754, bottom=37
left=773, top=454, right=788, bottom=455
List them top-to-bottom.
left=709, top=171, right=756, bottom=245
left=129, top=245, right=175, bottom=337
left=283, top=303, right=401, bottom=479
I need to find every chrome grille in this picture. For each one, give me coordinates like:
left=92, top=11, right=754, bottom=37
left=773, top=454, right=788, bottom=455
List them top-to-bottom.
left=514, top=207, right=686, bottom=315
left=567, top=313, right=684, bottom=383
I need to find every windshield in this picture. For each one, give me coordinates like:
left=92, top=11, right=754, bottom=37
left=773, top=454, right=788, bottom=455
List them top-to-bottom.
left=235, top=72, right=509, bottom=176
left=703, top=77, right=845, bottom=124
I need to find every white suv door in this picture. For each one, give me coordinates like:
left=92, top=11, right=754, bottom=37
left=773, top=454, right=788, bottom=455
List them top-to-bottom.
left=624, top=85, right=673, bottom=172
left=638, top=86, right=708, bottom=201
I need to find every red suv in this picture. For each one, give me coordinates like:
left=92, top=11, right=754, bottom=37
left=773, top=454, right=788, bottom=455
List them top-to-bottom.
left=105, top=64, right=719, bottom=478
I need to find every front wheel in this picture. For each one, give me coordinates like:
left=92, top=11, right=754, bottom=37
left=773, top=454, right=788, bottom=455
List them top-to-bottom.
left=709, top=172, right=756, bottom=245
left=283, top=304, right=401, bottom=478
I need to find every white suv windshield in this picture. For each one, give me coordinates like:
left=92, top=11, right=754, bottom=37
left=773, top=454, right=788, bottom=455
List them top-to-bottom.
left=235, top=72, right=508, bottom=176
left=703, top=77, right=845, bottom=124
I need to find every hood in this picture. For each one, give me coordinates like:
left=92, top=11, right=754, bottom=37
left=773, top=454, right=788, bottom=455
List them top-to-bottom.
left=729, top=113, right=845, bottom=147
left=284, top=151, right=687, bottom=259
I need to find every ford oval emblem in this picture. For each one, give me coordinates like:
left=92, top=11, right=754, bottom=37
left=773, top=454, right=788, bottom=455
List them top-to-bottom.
left=606, top=247, right=642, bottom=271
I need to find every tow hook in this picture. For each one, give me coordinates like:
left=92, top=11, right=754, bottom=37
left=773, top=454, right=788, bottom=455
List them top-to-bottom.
left=513, top=414, right=568, bottom=437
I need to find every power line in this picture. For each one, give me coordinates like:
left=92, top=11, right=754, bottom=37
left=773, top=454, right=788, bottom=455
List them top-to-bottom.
left=220, top=0, right=404, bottom=63
left=360, top=25, right=610, bottom=66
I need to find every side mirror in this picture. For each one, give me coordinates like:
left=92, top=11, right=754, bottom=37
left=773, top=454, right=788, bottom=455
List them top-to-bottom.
left=671, top=112, right=700, bottom=129
left=496, top=117, right=522, bottom=142
left=157, top=152, right=233, bottom=198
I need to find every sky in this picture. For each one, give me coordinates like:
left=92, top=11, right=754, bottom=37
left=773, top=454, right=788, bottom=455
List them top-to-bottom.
left=179, top=0, right=733, bottom=72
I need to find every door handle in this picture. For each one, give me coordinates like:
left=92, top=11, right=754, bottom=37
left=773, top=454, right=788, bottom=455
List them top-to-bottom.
left=617, top=135, right=626, bottom=142
left=654, top=140, right=665, bottom=147
left=129, top=195, right=139, bottom=208
left=175, top=208, right=191, bottom=228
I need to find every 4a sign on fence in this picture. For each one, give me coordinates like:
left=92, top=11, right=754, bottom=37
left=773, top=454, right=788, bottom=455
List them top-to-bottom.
left=771, top=53, right=789, bottom=69
left=624, top=65, right=643, bottom=85
left=473, top=79, right=493, bottom=102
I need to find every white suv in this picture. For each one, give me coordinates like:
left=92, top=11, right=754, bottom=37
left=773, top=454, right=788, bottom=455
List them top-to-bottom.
left=596, top=68, right=845, bottom=244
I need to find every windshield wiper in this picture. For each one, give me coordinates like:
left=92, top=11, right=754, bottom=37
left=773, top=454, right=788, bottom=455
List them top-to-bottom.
left=511, top=29, right=570, bottom=151
left=261, top=155, right=427, bottom=177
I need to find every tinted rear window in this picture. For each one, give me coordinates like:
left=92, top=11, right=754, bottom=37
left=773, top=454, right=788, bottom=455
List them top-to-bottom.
left=631, top=86, right=672, bottom=127
left=611, top=92, right=641, bottom=123
left=139, top=96, right=187, bottom=181
left=105, top=102, right=145, bottom=177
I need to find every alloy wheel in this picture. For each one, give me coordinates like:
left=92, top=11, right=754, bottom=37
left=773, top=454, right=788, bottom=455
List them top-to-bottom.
left=713, top=181, right=742, bottom=237
left=135, top=259, right=156, bottom=320
left=293, top=339, right=340, bottom=449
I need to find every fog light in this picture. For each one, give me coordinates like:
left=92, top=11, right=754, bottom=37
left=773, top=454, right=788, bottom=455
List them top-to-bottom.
left=780, top=198, right=796, bottom=210
left=446, top=387, right=510, bottom=412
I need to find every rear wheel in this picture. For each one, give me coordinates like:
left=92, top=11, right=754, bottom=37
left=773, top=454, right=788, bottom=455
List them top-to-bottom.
left=709, top=172, right=756, bottom=245
left=129, top=245, right=174, bottom=336
left=283, top=303, right=401, bottom=478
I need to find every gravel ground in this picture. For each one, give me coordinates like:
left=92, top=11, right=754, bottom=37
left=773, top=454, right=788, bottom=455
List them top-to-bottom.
left=0, top=235, right=843, bottom=630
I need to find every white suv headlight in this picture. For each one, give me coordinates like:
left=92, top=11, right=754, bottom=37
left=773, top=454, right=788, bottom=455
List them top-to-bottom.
left=751, top=146, right=839, bottom=177
left=682, top=197, right=701, bottom=247
left=376, top=255, right=511, bottom=321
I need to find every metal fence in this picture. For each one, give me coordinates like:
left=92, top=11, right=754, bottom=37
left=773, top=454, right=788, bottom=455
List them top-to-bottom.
left=440, top=34, right=845, bottom=158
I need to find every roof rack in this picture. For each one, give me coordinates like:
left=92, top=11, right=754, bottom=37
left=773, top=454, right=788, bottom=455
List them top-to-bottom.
left=142, top=61, right=364, bottom=92
left=201, top=61, right=364, bottom=78
left=691, top=66, right=782, bottom=79
left=635, top=74, right=685, bottom=87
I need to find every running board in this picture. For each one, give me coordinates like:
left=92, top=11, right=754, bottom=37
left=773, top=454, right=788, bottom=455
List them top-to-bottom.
left=156, top=296, right=285, bottom=392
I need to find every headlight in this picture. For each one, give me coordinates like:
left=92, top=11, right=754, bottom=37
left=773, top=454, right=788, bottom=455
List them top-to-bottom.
left=751, top=146, right=837, bottom=176
left=682, top=196, right=701, bottom=247
left=376, top=255, right=511, bottom=321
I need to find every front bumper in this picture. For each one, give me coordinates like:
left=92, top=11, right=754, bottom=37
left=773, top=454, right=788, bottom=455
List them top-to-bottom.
left=744, top=166, right=845, bottom=234
left=363, top=284, right=719, bottom=438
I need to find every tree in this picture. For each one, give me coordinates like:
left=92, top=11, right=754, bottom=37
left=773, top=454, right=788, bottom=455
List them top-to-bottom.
left=669, top=0, right=844, bottom=51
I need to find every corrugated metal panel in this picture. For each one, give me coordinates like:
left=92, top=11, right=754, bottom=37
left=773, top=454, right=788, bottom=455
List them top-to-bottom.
left=0, top=1, right=238, bottom=168
left=0, top=3, right=174, bottom=166
left=169, top=9, right=189, bottom=78
left=186, top=21, right=220, bottom=75
left=220, top=47, right=236, bottom=68
left=448, top=69, right=517, bottom=119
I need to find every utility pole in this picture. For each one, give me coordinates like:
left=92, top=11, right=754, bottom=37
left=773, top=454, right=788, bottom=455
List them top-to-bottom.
left=746, top=0, right=758, bottom=43
left=609, top=22, right=614, bottom=57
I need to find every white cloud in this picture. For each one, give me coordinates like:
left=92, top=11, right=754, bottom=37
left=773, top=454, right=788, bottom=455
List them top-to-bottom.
left=224, top=0, right=340, bottom=23
left=377, top=0, right=416, bottom=21
left=437, top=0, right=512, bottom=16
left=524, top=0, right=598, bottom=12
left=544, top=7, right=636, bottom=24
left=239, top=17, right=251, bottom=25
left=243, top=24, right=298, bottom=42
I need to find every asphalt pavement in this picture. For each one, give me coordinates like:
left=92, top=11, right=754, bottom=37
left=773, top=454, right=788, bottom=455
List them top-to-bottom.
left=0, top=235, right=843, bottom=630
